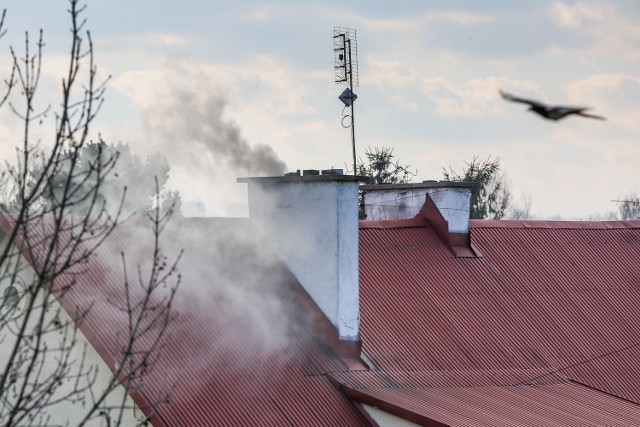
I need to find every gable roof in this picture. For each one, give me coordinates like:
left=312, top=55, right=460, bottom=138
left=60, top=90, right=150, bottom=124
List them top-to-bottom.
left=17, top=206, right=640, bottom=426
left=354, top=215, right=640, bottom=425
left=21, top=216, right=370, bottom=426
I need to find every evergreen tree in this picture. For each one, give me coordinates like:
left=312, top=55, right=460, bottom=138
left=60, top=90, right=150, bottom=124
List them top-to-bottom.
left=357, top=146, right=415, bottom=184
left=443, top=155, right=511, bottom=219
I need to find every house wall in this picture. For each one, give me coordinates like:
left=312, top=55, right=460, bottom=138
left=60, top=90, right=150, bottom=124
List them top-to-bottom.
left=241, top=175, right=361, bottom=341
left=363, top=184, right=471, bottom=234
left=0, top=241, right=141, bottom=426
left=362, top=404, right=422, bottom=427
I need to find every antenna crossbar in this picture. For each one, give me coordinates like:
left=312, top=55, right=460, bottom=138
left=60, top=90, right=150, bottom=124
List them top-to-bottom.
left=333, top=27, right=359, bottom=87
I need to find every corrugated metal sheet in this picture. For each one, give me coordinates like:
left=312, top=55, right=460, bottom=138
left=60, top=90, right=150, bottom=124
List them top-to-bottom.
left=27, top=217, right=369, bottom=426
left=358, top=218, right=640, bottom=424
left=341, top=382, right=640, bottom=427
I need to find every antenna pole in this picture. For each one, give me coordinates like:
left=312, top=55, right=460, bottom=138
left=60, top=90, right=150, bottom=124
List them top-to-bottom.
left=334, top=27, right=359, bottom=175
left=347, top=38, right=357, bottom=176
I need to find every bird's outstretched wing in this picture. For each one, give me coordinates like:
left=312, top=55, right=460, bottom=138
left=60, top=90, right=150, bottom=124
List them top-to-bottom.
left=499, top=89, right=606, bottom=121
left=499, top=90, right=547, bottom=108
left=547, top=107, right=606, bottom=121
left=576, top=110, right=606, bottom=121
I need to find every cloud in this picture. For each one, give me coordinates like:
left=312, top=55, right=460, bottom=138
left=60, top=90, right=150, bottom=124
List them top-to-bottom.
left=548, top=1, right=640, bottom=58
left=549, top=2, right=611, bottom=28
left=250, top=4, right=273, bottom=22
left=360, top=9, right=494, bottom=32
left=422, top=11, right=496, bottom=26
left=97, top=33, right=194, bottom=49
left=141, top=33, right=193, bottom=47
left=365, top=59, right=549, bottom=118
left=366, top=60, right=421, bottom=89
left=566, top=73, right=640, bottom=130
left=422, top=76, right=541, bottom=118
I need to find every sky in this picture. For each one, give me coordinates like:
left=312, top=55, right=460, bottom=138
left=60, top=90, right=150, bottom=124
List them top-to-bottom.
left=1, top=0, right=639, bottom=218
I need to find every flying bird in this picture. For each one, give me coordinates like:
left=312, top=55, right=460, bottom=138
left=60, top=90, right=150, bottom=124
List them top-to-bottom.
left=499, top=90, right=605, bottom=121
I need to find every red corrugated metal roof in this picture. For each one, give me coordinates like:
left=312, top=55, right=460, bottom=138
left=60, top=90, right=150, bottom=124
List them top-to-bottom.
left=21, top=210, right=640, bottom=425
left=28, top=217, right=370, bottom=426
left=357, top=217, right=640, bottom=425
left=340, top=382, right=640, bottom=427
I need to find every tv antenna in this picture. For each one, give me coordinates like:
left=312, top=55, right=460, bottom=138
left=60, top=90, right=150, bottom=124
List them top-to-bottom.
left=334, top=27, right=359, bottom=176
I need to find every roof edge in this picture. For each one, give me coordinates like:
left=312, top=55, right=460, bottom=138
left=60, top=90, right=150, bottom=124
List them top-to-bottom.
left=361, top=181, right=472, bottom=191
left=471, top=219, right=640, bottom=230
left=328, top=379, right=449, bottom=427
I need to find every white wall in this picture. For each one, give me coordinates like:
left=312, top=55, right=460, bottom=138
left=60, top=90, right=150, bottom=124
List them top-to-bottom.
left=242, top=175, right=361, bottom=341
left=363, top=184, right=471, bottom=234
left=0, top=241, right=141, bottom=426
left=363, top=404, right=422, bottom=427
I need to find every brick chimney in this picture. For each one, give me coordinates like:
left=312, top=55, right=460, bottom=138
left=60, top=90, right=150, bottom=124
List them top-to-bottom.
left=238, top=170, right=362, bottom=343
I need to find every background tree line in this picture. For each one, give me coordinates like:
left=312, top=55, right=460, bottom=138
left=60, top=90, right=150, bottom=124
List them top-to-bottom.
left=1, top=140, right=183, bottom=218
left=357, top=146, right=636, bottom=221
left=357, top=146, right=514, bottom=219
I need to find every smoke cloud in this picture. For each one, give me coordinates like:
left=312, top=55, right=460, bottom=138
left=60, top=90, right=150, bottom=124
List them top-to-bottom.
left=97, top=62, right=314, bottom=382
left=111, top=63, right=288, bottom=215
left=148, top=86, right=286, bottom=177
left=84, top=217, right=317, bottom=408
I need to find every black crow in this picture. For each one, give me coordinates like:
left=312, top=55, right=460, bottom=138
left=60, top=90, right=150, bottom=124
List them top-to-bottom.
left=500, top=90, right=605, bottom=121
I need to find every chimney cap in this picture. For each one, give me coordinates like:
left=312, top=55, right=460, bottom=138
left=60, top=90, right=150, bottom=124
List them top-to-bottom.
left=322, top=169, right=344, bottom=175
left=238, top=174, right=364, bottom=184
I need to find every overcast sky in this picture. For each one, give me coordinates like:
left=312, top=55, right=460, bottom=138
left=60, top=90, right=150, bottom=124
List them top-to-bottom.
left=1, top=1, right=639, bottom=218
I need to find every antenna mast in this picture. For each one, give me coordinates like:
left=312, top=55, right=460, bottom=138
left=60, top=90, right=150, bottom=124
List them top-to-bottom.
left=334, top=27, right=359, bottom=176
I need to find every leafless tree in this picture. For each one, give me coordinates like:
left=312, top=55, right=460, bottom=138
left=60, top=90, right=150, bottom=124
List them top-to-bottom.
left=0, top=2, right=179, bottom=426
left=506, top=192, right=533, bottom=220
left=616, top=192, right=640, bottom=220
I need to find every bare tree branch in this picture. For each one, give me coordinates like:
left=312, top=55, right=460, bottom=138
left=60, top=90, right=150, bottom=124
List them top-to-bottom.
left=0, top=2, right=179, bottom=425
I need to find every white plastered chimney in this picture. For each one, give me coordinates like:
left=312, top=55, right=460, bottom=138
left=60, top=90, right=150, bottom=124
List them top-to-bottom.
left=238, top=171, right=361, bottom=342
left=362, top=181, right=472, bottom=234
